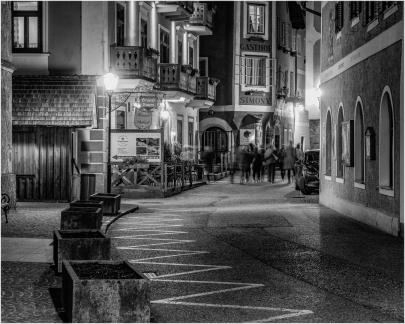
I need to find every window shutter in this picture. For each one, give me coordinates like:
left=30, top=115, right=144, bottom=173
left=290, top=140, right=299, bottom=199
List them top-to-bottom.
left=240, top=56, right=245, bottom=85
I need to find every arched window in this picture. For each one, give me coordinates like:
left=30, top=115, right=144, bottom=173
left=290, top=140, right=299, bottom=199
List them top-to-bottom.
left=379, top=88, right=394, bottom=189
left=354, top=99, right=365, bottom=183
left=336, top=106, right=344, bottom=178
left=325, top=110, right=332, bottom=176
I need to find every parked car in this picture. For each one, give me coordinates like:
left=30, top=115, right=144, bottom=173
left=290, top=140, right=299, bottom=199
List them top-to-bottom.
left=295, top=149, right=320, bottom=195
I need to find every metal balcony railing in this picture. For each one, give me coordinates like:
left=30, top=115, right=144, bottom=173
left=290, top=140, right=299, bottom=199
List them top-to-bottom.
left=189, top=3, right=213, bottom=28
left=110, top=46, right=158, bottom=81
left=158, top=64, right=197, bottom=94
left=196, top=77, right=217, bottom=101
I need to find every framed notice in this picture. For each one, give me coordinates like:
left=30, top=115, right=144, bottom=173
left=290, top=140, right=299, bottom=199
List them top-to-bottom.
left=341, top=120, right=354, bottom=167
left=240, top=129, right=255, bottom=146
left=111, top=130, right=162, bottom=163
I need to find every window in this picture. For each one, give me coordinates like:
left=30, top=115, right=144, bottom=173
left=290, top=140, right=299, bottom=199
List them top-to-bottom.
left=12, top=1, right=42, bottom=52
left=335, top=1, right=344, bottom=33
left=350, top=1, right=362, bottom=19
left=116, top=3, right=125, bottom=46
left=247, top=3, right=265, bottom=34
left=141, top=19, right=148, bottom=49
left=160, top=28, right=169, bottom=63
left=178, top=40, right=183, bottom=64
left=189, top=47, right=194, bottom=67
left=245, top=56, right=265, bottom=86
left=199, top=57, right=208, bottom=77
left=379, top=89, right=394, bottom=190
left=354, top=100, right=365, bottom=183
left=337, top=107, right=344, bottom=178
left=116, top=110, right=125, bottom=129
left=325, top=111, right=332, bottom=176
left=177, top=116, right=183, bottom=147
left=188, top=117, right=194, bottom=147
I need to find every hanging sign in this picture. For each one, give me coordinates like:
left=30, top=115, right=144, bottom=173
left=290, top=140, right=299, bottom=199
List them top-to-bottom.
left=134, top=108, right=152, bottom=129
left=239, top=129, right=255, bottom=145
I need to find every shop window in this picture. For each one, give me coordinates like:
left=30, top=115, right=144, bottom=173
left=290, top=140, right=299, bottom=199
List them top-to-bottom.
left=12, top=1, right=42, bottom=52
left=335, top=1, right=344, bottom=33
left=350, top=1, right=362, bottom=19
left=116, top=3, right=125, bottom=46
left=247, top=3, right=265, bottom=35
left=160, top=27, right=169, bottom=63
left=189, top=46, right=194, bottom=67
left=242, top=56, right=266, bottom=86
left=379, top=89, right=394, bottom=189
left=354, top=100, right=365, bottom=183
left=336, top=106, right=344, bottom=178
left=325, top=111, right=332, bottom=176
left=177, top=116, right=183, bottom=147
left=188, top=117, right=194, bottom=148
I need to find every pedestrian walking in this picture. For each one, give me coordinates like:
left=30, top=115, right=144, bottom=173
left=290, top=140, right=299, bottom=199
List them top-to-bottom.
left=283, top=141, right=296, bottom=184
left=239, top=144, right=254, bottom=184
left=264, top=144, right=277, bottom=183
left=201, top=145, right=214, bottom=183
left=278, top=145, right=286, bottom=182
left=252, top=146, right=264, bottom=183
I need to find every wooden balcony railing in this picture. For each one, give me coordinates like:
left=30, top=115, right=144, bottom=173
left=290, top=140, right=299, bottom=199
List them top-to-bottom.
left=189, top=3, right=213, bottom=28
left=110, top=46, right=158, bottom=81
left=158, top=64, right=197, bottom=95
left=196, top=77, right=217, bottom=101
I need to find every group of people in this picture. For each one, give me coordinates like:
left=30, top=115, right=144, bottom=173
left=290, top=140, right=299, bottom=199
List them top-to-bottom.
left=238, top=141, right=304, bottom=184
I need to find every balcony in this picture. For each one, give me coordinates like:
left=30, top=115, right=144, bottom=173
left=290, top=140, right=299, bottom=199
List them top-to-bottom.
left=157, top=1, right=194, bottom=21
left=184, top=3, right=214, bottom=35
left=110, top=46, right=157, bottom=82
left=158, top=64, right=197, bottom=95
left=187, top=77, right=219, bottom=108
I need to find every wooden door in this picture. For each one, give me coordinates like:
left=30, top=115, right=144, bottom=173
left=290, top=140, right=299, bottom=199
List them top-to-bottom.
left=13, top=127, right=72, bottom=201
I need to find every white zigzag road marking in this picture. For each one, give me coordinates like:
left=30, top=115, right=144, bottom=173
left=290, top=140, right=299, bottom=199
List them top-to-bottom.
left=116, top=214, right=313, bottom=322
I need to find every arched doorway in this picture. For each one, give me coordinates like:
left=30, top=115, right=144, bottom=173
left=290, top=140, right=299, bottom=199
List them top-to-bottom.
left=201, top=127, right=229, bottom=164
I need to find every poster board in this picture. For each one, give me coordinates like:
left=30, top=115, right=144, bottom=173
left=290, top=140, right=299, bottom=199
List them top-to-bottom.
left=239, top=129, right=255, bottom=146
left=111, top=130, right=162, bottom=163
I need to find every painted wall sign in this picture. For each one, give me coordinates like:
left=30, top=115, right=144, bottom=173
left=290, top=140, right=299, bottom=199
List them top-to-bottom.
left=240, top=43, right=271, bottom=52
left=139, top=94, right=159, bottom=110
left=239, top=95, right=272, bottom=106
left=134, top=108, right=152, bottom=129
left=239, top=129, right=255, bottom=145
left=111, top=131, right=161, bottom=162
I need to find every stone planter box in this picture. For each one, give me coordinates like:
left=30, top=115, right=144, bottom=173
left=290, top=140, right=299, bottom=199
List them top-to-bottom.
left=89, top=193, right=121, bottom=216
left=70, top=200, right=104, bottom=210
left=60, top=207, right=103, bottom=230
left=53, top=230, right=111, bottom=273
left=62, top=260, right=150, bottom=323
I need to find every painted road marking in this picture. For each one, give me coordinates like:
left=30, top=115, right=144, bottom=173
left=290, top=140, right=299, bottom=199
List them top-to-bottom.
left=114, top=213, right=313, bottom=322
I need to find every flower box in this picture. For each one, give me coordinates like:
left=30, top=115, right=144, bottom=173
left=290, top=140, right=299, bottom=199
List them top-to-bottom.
left=89, top=193, right=121, bottom=216
left=70, top=200, right=104, bottom=210
left=60, top=207, right=103, bottom=230
left=53, top=230, right=111, bottom=273
left=62, top=260, right=150, bottom=323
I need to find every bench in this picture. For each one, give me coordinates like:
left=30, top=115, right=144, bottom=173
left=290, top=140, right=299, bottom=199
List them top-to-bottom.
left=1, top=193, right=11, bottom=223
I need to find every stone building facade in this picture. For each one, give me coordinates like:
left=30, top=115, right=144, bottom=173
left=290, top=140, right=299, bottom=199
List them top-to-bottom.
left=319, top=1, right=403, bottom=236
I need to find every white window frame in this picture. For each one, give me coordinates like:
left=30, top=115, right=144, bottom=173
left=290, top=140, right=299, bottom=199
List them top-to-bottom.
left=243, top=2, right=269, bottom=40
left=240, top=51, right=272, bottom=92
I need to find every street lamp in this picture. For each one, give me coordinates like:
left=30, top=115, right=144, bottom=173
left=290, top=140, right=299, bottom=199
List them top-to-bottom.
left=103, top=72, right=119, bottom=193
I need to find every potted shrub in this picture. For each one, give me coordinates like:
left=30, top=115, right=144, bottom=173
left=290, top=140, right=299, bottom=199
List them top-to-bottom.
left=89, top=193, right=121, bottom=216
left=60, top=206, right=103, bottom=230
left=53, top=230, right=111, bottom=273
left=62, top=260, right=150, bottom=323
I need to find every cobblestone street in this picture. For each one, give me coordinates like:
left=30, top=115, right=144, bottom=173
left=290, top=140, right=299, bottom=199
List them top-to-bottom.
left=2, top=177, right=403, bottom=322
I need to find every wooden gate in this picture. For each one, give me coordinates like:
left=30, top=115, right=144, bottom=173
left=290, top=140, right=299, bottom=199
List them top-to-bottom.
left=13, top=127, right=73, bottom=201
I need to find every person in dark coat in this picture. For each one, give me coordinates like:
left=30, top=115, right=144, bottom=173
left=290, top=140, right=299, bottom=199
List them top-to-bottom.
left=283, top=141, right=296, bottom=183
left=239, top=144, right=254, bottom=184
left=264, top=144, right=277, bottom=183
left=252, top=146, right=264, bottom=183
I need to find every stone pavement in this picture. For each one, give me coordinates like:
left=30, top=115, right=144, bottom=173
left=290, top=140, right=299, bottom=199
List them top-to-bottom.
left=1, top=176, right=403, bottom=322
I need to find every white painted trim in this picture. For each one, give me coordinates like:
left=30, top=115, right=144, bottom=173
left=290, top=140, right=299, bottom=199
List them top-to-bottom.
left=383, top=4, right=398, bottom=20
left=351, top=16, right=359, bottom=28
left=366, top=19, right=379, bottom=33
left=321, top=22, right=403, bottom=84
left=1, top=65, right=15, bottom=73
left=379, top=86, right=395, bottom=192
left=234, top=105, right=273, bottom=112
left=200, top=117, right=233, bottom=132
left=324, top=175, right=332, bottom=181
left=336, top=177, right=344, bottom=184
left=354, top=182, right=365, bottom=189
left=379, top=188, right=394, bottom=197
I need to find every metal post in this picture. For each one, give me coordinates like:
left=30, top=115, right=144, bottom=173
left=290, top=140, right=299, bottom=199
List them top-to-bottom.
left=107, top=93, right=112, bottom=193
